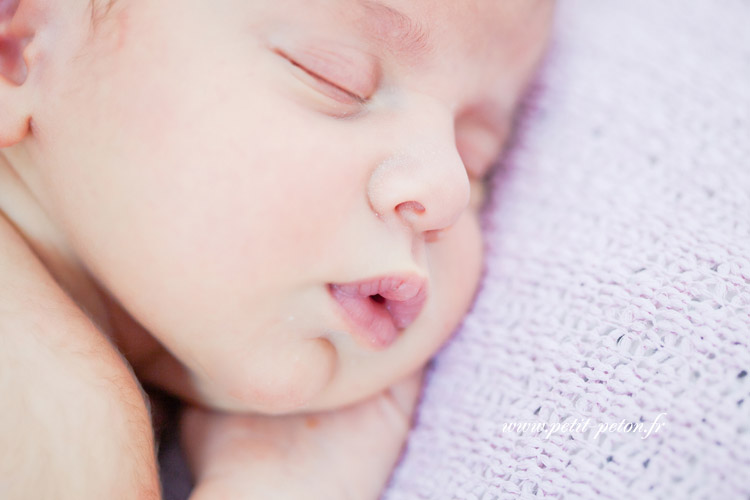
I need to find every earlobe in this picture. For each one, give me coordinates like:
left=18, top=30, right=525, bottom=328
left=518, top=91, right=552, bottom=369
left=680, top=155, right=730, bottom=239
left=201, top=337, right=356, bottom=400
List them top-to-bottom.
left=0, top=0, right=35, bottom=148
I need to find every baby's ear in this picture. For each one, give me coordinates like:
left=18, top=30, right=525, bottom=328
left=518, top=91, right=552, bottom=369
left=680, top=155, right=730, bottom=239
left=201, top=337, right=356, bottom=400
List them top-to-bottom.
left=0, top=0, right=37, bottom=147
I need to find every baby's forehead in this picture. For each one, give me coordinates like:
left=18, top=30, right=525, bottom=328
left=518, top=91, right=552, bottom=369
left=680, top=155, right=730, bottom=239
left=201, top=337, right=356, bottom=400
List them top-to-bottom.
left=270, top=0, right=553, bottom=96
left=333, top=0, right=551, bottom=58
left=366, top=0, right=552, bottom=104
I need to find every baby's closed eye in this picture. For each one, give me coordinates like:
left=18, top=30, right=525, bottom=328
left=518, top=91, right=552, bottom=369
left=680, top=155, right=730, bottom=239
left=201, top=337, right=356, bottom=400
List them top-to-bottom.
left=271, top=39, right=379, bottom=118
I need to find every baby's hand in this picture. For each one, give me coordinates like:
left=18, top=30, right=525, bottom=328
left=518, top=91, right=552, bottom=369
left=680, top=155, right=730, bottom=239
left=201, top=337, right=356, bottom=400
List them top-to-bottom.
left=181, top=368, right=425, bottom=500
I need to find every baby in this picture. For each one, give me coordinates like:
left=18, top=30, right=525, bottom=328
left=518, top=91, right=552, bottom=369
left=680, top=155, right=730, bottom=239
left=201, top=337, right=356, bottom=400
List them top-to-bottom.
left=0, top=0, right=554, bottom=498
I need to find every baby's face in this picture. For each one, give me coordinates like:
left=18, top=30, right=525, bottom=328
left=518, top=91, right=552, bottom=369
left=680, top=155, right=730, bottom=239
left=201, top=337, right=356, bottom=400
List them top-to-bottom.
left=31, top=0, right=553, bottom=413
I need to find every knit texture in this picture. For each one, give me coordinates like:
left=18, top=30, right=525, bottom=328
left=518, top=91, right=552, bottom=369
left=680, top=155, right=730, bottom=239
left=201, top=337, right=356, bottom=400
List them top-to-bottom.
left=381, top=1, right=750, bottom=499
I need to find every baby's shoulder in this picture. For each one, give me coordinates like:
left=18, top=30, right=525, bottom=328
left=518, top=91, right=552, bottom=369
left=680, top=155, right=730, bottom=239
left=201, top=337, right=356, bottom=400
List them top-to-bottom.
left=0, top=207, right=151, bottom=411
left=0, top=208, right=138, bottom=378
left=0, top=209, right=126, bottom=380
left=0, top=210, right=161, bottom=497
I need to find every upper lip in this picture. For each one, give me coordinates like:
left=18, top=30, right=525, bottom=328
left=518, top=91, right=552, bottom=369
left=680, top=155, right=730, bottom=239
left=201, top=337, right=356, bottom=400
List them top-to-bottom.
left=327, top=274, right=428, bottom=348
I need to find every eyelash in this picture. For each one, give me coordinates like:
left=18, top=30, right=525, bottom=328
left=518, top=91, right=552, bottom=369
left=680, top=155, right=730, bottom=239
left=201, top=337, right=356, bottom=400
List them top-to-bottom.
left=276, top=50, right=368, bottom=110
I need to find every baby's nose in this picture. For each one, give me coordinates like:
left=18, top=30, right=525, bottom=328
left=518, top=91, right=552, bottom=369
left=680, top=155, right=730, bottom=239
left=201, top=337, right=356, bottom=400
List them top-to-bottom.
left=366, top=138, right=471, bottom=235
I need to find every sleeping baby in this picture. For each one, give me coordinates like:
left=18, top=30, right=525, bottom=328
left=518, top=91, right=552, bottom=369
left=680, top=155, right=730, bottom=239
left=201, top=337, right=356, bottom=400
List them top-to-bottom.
left=0, top=0, right=554, bottom=498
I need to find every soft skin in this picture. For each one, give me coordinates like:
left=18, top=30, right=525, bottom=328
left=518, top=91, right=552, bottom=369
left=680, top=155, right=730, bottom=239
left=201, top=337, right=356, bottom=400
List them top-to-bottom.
left=0, top=0, right=554, bottom=415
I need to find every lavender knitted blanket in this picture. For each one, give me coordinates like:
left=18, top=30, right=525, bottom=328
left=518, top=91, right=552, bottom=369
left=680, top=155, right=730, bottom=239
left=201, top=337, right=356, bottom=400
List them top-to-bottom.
left=382, top=0, right=750, bottom=498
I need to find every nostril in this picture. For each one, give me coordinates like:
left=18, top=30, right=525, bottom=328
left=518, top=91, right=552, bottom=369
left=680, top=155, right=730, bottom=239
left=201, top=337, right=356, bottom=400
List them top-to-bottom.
left=395, top=201, right=426, bottom=215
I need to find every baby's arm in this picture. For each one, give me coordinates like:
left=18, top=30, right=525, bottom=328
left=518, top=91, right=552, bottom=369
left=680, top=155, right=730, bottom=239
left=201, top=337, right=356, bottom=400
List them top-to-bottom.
left=0, top=215, right=161, bottom=499
left=180, top=369, right=424, bottom=500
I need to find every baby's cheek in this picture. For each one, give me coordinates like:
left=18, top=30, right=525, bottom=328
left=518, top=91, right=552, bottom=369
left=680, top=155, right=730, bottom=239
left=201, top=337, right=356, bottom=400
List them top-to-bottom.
left=446, top=210, right=483, bottom=273
left=431, top=211, right=484, bottom=324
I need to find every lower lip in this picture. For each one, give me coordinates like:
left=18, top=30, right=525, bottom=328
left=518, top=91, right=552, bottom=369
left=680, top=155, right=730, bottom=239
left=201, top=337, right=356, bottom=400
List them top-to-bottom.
left=328, top=285, right=400, bottom=349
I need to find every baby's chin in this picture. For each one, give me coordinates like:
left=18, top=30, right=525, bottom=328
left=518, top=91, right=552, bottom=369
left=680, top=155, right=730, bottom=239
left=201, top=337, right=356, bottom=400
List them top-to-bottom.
left=189, top=337, right=342, bottom=415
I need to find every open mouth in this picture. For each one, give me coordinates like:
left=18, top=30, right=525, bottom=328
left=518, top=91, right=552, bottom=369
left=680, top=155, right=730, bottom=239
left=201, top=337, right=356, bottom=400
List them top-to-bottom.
left=327, top=275, right=428, bottom=349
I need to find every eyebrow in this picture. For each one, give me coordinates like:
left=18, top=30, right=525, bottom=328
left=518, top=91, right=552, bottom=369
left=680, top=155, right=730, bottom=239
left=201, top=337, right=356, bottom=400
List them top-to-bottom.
left=355, top=0, right=434, bottom=64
